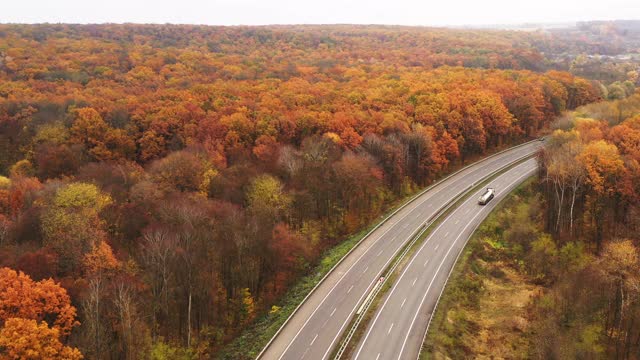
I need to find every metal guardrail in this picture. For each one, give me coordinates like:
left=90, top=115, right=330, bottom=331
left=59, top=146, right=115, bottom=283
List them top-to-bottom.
left=256, top=140, right=540, bottom=360
left=332, top=152, right=537, bottom=360
left=414, top=165, right=538, bottom=360
left=332, top=220, right=429, bottom=359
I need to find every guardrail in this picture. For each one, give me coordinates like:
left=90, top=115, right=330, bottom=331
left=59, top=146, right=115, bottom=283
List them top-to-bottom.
left=256, top=139, right=540, bottom=359
left=331, top=151, right=537, bottom=360
left=414, top=164, right=538, bottom=360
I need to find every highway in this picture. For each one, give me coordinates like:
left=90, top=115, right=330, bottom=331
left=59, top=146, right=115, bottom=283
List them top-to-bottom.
left=258, top=142, right=541, bottom=360
left=352, top=158, right=538, bottom=360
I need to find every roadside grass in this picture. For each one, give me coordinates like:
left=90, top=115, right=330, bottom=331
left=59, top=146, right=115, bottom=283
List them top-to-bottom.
left=216, top=141, right=533, bottom=360
left=420, top=177, right=540, bottom=360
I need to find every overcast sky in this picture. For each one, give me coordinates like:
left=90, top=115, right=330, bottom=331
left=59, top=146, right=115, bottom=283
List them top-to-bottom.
left=2, top=0, right=639, bottom=26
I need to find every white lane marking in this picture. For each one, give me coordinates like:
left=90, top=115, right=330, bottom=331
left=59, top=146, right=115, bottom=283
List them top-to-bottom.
left=317, top=156, right=539, bottom=360
left=353, top=160, right=537, bottom=360
left=396, top=165, right=536, bottom=360
left=279, top=184, right=434, bottom=360
left=354, top=186, right=475, bottom=360
left=455, top=219, right=460, bottom=224
left=444, top=232, right=449, bottom=237
left=434, top=244, right=440, bottom=250
left=376, top=249, right=384, bottom=257
left=423, top=259, right=430, bottom=267
left=363, top=266, right=369, bottom=274
left=412, top=278, right=417, bottom=287
left=348, top=285, right=354, bottom=293
left=401, top=298, right=407, bottom=308
left=330, top=308, right=337, bottom=317
left=321, top=318, right=329, bottom=329
left=388, top=323, right=394, bottom=334
left=310, top=334, right=318, bottom=346
left=301, top=348, right=309, bottom=359
left=376, top=353, right=381, bottom=360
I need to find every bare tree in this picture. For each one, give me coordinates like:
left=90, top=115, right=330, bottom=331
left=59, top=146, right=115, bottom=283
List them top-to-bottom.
left=278, top=145, right=302, bottom=177
left=0, top=216, right=9, bottom=246
left=140, top=228, right=175, bottom=340
left=82, top=278, right=107, bottom=359
left=115, top=282, right=134, bottom=360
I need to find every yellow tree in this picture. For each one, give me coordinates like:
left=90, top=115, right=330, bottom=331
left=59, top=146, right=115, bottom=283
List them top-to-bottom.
left=577, top=140, right=626, bottom=251
left=41, top=182, right=112, bottom=273
left=596, top=240, right=640, bottom=354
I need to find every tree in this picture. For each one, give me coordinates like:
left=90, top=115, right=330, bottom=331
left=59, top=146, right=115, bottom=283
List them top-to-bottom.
left=70, top=108, right=108, bottom=157
left=544, top=132, right=578, bottom=233
left=578, top=140, right=625, bottom=249
left=277, top=145, right=302, bottom=178
left=148, top=150, right=211, bottom=193
left=332, top=153, right=386, bottom=232
left=246, top=174, right=291, bottom=223
left=3, top=176, right=42, bottom=219
left=41, top=183, right=112, bottom=273
left=0, top=215, right=9, bottom=247
left=268, top=224, right=312, bottom=295
left=140, top=228, right=176, bottom=341
left=526, top=233, right=557, bottom=283
left=595, top=240, right=640, bottom=357
left=81, top=241, right=119, bottom=359
left=0, top=267, right=79, bottom=335
left=114, top=282, right=141, bottom=360
left=0, top=318, right=83, bottom=360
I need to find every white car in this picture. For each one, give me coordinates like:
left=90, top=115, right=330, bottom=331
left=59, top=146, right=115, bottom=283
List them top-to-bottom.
left=478, top=188, right=495, bottom=205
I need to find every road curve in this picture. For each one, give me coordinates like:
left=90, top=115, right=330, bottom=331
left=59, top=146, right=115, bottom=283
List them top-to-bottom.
left=259, top=143, right=541, bottom=360
left=352, top=158, right=538, bottom=360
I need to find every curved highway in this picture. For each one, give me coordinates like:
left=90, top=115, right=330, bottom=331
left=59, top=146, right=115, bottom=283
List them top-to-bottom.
left=258, top=142, right=541, bottom=360
left=352, top=158, right=538, bottom=360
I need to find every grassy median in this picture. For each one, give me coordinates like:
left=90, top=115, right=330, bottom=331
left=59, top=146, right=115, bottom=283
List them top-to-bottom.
left=420, top=177, right=541, bottom=359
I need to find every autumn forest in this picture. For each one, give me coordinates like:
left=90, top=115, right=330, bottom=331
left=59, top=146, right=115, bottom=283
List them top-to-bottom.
left=0, top=23, right=638, bottom=359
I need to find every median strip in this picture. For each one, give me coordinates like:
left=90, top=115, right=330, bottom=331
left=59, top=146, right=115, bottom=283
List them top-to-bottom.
left=331, top=153, right=536, bottom=360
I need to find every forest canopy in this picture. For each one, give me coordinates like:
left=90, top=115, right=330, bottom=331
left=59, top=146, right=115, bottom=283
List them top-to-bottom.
left=0, top=23, right=626, bottom=358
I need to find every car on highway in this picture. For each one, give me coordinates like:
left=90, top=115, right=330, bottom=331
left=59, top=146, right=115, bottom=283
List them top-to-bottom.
left=478, top=188, right=495, bottom=205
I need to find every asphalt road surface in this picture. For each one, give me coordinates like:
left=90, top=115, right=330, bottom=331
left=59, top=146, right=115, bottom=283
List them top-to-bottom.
left=259, top=142, right=541, bottom=360
left=352, top=158, right=538, bottom=360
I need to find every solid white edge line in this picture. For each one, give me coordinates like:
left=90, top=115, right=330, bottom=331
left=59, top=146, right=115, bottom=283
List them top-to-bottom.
left=260, top=142, right=540, bottom=360
left=320, top=152, right=539, bottom=360
left=335, top=156, right=538, bottom=360
left=355, top=160, right=535, bottom=360
left=397, top=163, right=537, bottom=360
left=413, top=166, right=537, bottom=360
